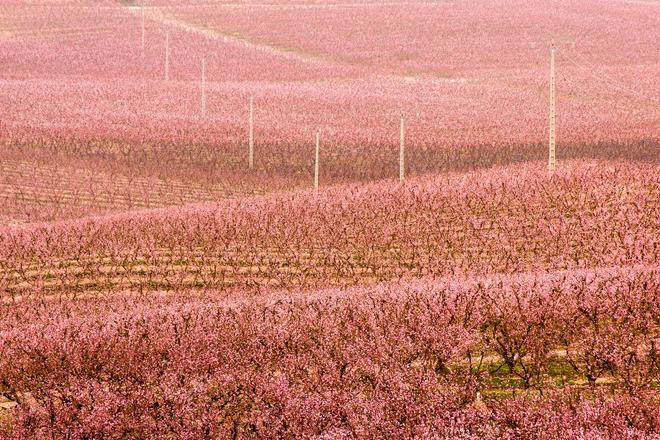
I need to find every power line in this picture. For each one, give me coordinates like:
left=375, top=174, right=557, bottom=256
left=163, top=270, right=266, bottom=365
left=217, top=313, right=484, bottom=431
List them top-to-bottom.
left=558, top=50, right=660, bottom=105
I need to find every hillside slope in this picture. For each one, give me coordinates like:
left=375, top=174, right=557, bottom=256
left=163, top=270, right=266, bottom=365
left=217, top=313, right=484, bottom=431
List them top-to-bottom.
left=1, top=159, right=657, bottom=297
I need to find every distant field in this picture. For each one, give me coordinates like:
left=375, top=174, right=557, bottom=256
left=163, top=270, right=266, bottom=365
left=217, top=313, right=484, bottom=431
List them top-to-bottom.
left=1, top=0, right=658, bottom=224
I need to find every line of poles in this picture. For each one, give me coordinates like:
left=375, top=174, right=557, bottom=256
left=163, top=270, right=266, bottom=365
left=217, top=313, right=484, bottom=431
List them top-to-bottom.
left=141, top=10, right=559, bottom=189
left=548, top=45, right=556, bottom=174
left=239, top=110, right=406, bottom=190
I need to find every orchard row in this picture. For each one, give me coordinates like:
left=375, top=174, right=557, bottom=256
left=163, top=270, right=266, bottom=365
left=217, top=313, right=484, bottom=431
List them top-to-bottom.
left=1, top=161, right=657, bottom=296
left=0, top=265, right=656, bottom=438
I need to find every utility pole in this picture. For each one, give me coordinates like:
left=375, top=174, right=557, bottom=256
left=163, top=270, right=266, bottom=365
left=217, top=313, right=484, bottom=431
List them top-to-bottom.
left=141, top=0, right=145, bottom=54
left=164, top=31, right=170, bottom=81
left=548, top=45, right=556, bottom=173
left=201, top=58, right=206, bottom=116
left=249, top=97, right=254, bottom=169
left=399, top=118, right=405, bottom=181
left=314, top=130, right=320, bottom=191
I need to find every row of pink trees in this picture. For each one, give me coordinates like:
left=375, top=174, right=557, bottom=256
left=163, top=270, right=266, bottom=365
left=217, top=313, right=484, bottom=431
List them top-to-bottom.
left=1, top=0, right=657, bottom=223
left=0, top=161, right=657, bottom=297
left=0, top=265, right=656, bottom=438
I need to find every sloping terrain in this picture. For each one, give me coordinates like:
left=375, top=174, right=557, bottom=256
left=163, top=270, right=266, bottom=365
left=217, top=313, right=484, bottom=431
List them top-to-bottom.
left=0, top=158, right=262, bottom=225
left=1, top=160, right=657, bottom=297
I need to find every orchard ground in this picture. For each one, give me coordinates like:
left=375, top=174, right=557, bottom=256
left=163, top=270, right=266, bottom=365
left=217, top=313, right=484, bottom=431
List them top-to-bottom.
left=0, top=0, right=658, bottom=438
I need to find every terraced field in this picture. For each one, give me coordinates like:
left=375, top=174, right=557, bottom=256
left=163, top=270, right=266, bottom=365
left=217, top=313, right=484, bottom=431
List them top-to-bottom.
left=0, top=158, right=264, bottom=225
left=1, top=160, right=657, bottom=298
left=0, top=263, right=657, bottom=437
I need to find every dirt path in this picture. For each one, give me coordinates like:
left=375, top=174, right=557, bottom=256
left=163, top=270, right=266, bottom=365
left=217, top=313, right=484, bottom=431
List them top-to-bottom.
left=124, top=4, right=468, bottom=85
left=126, top=5, right=343, bottom=67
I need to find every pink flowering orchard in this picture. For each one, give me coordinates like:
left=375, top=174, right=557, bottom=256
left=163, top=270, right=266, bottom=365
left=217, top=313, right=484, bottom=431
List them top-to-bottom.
left=0, top=0, right=658, bottom=438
